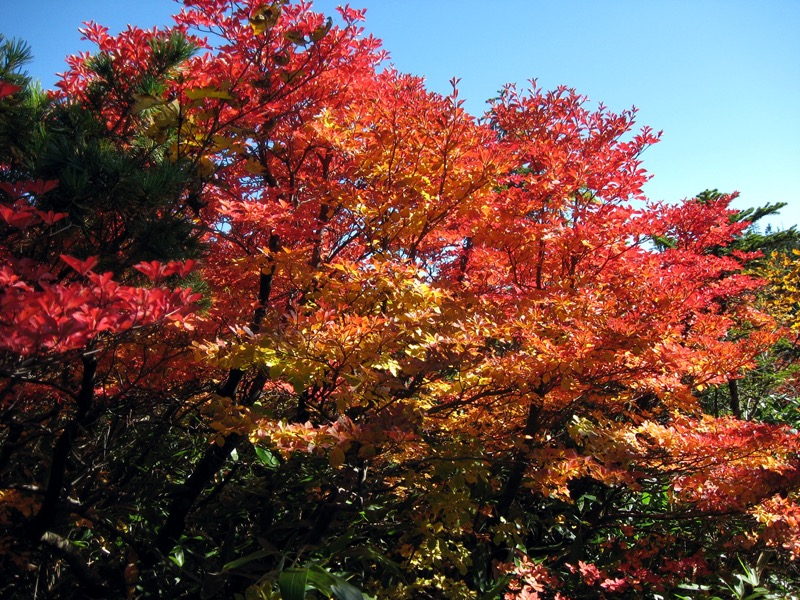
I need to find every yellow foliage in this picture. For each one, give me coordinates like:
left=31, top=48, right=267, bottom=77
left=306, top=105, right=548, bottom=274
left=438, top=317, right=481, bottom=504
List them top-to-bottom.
left=759, top=249, right=800, bottom=330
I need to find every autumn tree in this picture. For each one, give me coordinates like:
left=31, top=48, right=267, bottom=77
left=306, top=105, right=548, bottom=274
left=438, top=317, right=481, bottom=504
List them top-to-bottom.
left=1, top=2, right=799, bottom=599
left=0, top=28, right=202, bottom=598
left=683, top=190, right=800, bottom=422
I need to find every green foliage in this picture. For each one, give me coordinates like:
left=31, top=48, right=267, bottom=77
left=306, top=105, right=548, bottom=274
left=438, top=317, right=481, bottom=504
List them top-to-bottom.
left=279, top=564, right=364, bottom=600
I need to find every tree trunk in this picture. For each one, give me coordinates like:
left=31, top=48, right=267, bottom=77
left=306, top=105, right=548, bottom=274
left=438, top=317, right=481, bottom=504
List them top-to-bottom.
left=153, top=235, right=279, bottom=557
left=28, top=354, right=97, bottom=539
left=728, top=378, right=742, bottom=419
left=496, top=399, right=541, bottom=517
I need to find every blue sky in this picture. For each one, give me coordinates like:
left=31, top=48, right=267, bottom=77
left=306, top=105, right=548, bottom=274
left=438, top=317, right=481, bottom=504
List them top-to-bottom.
left=4, top=0, right=799, bottom=229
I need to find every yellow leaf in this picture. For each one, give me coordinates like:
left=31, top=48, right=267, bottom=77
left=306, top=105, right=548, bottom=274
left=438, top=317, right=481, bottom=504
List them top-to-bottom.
left=249, top=4, right=281, bottom=35
left=310, top=17, right=332, bottom=42
left=284, top=29, right=307, bottom=46
left=273, top=51, right=291, bottom=66
left=279, top=69, right=304, bottom=84
left=185, top=86, right=234, bottom=101
left=131, top=93, right=161, bottom=114
left=150, top=100, right=180, bottom=130
left=197, top=156, right=215, bottom=177
left=244, top=159, right=265, bottom=175
left=357, top=444, right=376, bottom=460
left=329, top=446, right=345, bottom=469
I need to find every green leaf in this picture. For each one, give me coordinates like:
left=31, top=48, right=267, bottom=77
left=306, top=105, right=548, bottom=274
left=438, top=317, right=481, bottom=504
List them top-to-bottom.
left=651, top=234, right=677, bottom=249
left=254, top=446, right=279, bottom=469
left=169, top=546, right=185, bottom=567
left=341, top=546, right=403, bottom=576
left=223, top=548, right=278, bottom=572
left=278, top=565, right=364, bottom=600
left=307, top=565, right=363, bottom=600
left=278, top=568, right=308, bottom=600
left=478, top=574, right=513, bottom=600
left=330, top=580, right=364, bottom=600
left=743, top=591, right=772, bottom=600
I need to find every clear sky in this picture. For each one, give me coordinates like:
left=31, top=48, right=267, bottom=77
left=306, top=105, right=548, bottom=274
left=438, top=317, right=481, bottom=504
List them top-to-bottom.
left=3, top=0, right=799, bottom=229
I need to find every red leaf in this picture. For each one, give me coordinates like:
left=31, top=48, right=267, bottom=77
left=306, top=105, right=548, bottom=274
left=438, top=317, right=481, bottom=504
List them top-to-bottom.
left=0, top=81, right=22, bottom=99
left=26, top=179, right=59, bottom=195
left=60, top=255, right=99, bottom=276
left=163, top=259, right=198, bottom=278
left=133, top=260, right=168, bottom=281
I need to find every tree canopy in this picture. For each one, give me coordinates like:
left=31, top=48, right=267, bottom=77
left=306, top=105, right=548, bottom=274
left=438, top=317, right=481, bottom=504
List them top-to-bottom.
left=1, top=2, right=799, bottom=599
